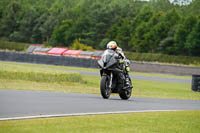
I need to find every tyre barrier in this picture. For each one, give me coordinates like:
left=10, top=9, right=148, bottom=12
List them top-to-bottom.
left=0, top=50, right=98, bottom=68
left=192, top=75, right=200, bottom=92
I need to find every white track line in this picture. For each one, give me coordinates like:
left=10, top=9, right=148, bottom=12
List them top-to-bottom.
left=0, top=110, right=181, bottom=121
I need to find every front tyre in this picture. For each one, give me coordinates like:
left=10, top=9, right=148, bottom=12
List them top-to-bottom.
left=100, top=75, right=111, bottom=99
left=119, top=89, right=132, bottom=100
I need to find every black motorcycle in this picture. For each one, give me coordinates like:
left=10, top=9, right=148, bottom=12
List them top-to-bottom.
left=97, top=49, right=132, bottom=100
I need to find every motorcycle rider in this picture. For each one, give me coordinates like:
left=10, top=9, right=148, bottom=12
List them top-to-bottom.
left=106, top=41, right=132, bottom=88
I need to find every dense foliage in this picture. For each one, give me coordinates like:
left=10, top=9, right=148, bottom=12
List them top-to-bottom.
left=0, top=0, right=200, bottom=56
left=0, top=40, right=29, bottom=51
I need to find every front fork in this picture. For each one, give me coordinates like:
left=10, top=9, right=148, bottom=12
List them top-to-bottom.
left=100, top=70, right=112, bottom=89
left=109, top=73, right=113, bottom=89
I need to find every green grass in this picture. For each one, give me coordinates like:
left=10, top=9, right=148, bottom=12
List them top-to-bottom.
left=0, top=61, right=199, bottom=100
left=0, top=70, right=85, bottom=83
left=0, top=79, right=99, bottom=94
left=133, top=79, right=199, bottom=100
left=0, top=111, right=200, bottom=133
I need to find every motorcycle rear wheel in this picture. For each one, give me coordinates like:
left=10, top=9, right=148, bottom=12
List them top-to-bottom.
left=100, top=76, right=111, bottom=99
left=119, top=88, right=132, bottom=100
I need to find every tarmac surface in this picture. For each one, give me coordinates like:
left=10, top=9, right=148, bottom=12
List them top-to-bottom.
left=0, top=89, right=199, bottom=120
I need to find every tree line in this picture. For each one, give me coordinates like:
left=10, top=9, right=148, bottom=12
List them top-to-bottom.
left=0, top=0, right=200, bottom=56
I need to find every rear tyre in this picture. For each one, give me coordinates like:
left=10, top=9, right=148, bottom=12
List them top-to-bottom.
left=100, top=76, right=111, bottom=99
left=119, top=88, right=132, bottom=100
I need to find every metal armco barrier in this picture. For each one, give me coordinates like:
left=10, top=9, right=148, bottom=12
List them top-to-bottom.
left=192, top=75, right=200, bottom=92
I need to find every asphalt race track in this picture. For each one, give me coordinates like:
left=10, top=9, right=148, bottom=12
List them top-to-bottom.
left=0, top=89, right=200, bottom=121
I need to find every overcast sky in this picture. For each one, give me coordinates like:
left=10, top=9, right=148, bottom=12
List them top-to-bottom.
left=142, top=0, right=193, bottom=6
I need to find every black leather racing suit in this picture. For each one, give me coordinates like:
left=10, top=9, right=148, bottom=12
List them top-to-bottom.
left=116, top=47, right=132, bottom=88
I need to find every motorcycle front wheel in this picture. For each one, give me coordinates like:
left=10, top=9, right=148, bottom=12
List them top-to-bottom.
left=100, top=75, right=111, bottom=99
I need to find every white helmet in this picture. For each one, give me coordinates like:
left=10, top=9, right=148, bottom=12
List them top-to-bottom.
left=106, top=41, right=117, bottom=50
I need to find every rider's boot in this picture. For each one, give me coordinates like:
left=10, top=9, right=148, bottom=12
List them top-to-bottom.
left=125, top=77, right=133, bottom=89
left=125, top=78, right=131, bottom=87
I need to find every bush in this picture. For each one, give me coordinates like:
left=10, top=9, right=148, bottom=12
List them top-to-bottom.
left=69, top=39, right=94, bottom=51
left=0, top=40, right=30, bottom=51
left=124, top=51, right=200, bottom=66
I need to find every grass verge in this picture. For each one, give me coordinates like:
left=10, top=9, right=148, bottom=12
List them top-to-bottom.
left=0, top=70, right=85, bottom=83
left=0, top=78, right=99, bottom=94
left=0, top=111, right=199, bottom=133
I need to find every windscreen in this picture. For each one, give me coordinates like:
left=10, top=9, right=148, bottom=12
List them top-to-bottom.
left=101, top=49, right=115, bottom=64
left=101, top=49, right=118, bottom=69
